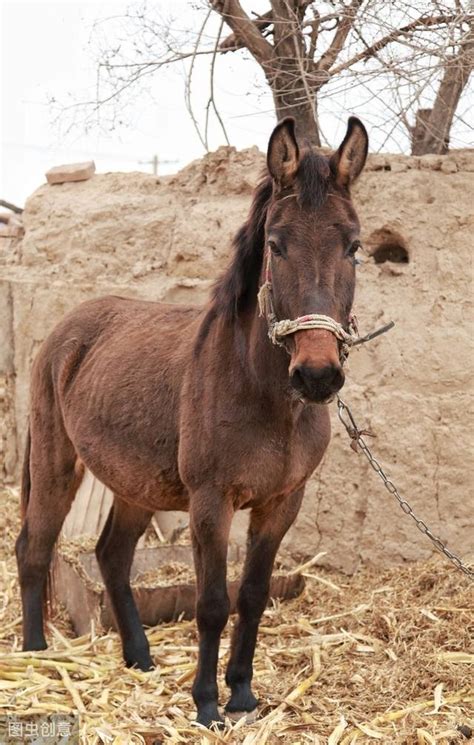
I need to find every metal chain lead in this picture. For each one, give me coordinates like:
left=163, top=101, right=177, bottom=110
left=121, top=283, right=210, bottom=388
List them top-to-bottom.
left=336, top=396, right=474, bottom=581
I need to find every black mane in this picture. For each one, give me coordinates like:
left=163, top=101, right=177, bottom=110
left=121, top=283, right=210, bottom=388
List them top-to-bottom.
left=211, top=149, right=330, bottom=321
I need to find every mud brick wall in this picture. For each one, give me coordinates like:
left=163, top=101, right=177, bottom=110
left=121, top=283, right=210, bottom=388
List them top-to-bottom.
left=0, top=147, right=472, bottom=572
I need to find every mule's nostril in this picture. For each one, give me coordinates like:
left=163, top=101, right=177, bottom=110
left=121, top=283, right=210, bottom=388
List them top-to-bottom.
left=317, top=364, right=345, bottom=392
left=330, top=365, right=345, bottom=390
left=290, top=367, right=306, bottom=394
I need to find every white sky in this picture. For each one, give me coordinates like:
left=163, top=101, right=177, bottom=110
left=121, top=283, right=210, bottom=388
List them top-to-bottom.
left=1, top=0, right=472, bottom=206
left=1, top=0, right=277, bottom=205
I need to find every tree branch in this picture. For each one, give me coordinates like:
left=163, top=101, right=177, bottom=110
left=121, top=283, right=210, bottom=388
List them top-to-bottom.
left=210, top=0, right=274, bottom=66
left=317, top=0, right=364, bottom=71
left=219, top=9, right=273, bottom=53
left=308, top=9, right=320, bottom=61
left=185, top=10, right=212, bottom=150
left=329, top=13, right=463, bottom=77
left=205, top=17, right=231, bottom=148
left=0, top=199, right=23, bottom=214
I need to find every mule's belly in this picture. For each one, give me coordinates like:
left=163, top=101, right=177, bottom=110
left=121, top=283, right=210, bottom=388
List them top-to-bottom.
left=66, top=391, right=189, bottom=511
left=74, top=410, right=326, bottom=514
left=76, top=446, right=189, bottom=512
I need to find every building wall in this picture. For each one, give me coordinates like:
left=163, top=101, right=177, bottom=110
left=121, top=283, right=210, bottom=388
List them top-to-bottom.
left=0, top=146, right=472, bottom=571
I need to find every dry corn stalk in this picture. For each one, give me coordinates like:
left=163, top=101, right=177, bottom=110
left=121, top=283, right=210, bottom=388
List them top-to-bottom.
left=1, top=487, right=473, bottom=744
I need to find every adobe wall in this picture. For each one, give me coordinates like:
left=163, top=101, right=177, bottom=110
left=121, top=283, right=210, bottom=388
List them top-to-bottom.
left=0, top=146, right=472, bottom=572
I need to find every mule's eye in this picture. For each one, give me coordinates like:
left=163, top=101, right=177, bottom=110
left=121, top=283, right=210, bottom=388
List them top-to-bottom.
left=268, top=239, right=282, bottom=256
left=348, top=239, right=362, bottom=257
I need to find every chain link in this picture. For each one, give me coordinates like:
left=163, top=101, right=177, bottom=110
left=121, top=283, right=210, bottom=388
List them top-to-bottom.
left=336, top=396, right=474, bottom=581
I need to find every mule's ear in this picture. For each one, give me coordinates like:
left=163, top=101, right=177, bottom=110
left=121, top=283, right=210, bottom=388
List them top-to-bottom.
left=267, top=117, right=300, bottom=188
left=330, top=117, right=368, bottom=188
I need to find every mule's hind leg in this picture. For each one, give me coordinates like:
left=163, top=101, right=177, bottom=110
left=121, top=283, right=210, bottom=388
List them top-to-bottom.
left=15, top=429, right=81, bottom=651
left=225, top=489, right=304, bottom=715
left=95, top=498, right=153, bottom=671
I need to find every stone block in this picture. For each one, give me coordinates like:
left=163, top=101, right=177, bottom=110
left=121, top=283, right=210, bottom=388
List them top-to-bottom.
left=418, top=154, right=442, bottom=171
left=440, top=159, right=458, bottom=174
left=46, top=161, right=96, bottom=185
left=0, top=224, right=23, bottom=238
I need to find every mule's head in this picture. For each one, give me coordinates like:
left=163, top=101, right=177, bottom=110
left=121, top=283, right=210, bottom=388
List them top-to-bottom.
left=264, top=116, right=368, bottom=403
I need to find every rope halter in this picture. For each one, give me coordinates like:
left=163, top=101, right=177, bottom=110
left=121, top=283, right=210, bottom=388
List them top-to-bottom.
left=257, top=249, right=394, bottom=364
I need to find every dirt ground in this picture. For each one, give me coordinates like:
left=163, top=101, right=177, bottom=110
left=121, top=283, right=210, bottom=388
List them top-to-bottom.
left=1, top=486, right=472, bottom=744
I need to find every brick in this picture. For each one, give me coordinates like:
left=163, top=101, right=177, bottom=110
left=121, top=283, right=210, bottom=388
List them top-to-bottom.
left=418, top=154, right=442, bottom=171
left=389, top=159, right=409, bottom=173
left=440, top=159, right=457, bottom=174
left=46, top=161, right=96, bottom=185
left=0, top=224, right=23, bottom=238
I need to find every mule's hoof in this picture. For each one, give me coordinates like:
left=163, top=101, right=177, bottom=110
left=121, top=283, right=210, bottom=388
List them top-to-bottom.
left=23, top=639, right=47, bottom=652
left=125, top=654, right=154, bottom=672
left=225, top=688, right=259, bottom=714
left=195, top=706, right=225, bottom=729
left=225, top=708, right=258, bottom=724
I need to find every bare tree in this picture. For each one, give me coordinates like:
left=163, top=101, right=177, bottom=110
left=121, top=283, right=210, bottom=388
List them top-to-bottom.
left=210, top=0, right=472, bottom=147
left=68, top=1, right=472, bottom=152
left=410, top=16, right=473, bottom=153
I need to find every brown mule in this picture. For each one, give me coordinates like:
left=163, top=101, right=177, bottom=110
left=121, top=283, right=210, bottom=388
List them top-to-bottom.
left=16, top=116, right=368, bottom=727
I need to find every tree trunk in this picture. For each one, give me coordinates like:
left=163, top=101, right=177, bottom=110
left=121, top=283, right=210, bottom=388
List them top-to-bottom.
left=411, top=25, right=473, bottom=155
left=270, top=71, right=321, bottom=146
left=411, top=109, right=433, bottom=155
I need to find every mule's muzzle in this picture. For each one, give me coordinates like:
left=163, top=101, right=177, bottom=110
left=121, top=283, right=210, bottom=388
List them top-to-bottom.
left=290, top=362, right=345, bottom=403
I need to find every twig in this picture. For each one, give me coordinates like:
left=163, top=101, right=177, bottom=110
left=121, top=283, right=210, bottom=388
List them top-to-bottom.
left=185, top=8, right=212, bottom=150
left=205, top=16, right=230, bottom=149
left=0, top=199, right=23, bottom=214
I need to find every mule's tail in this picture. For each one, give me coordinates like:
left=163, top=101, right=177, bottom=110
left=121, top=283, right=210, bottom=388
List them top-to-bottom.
left=20, top=424, right=53, bottom=617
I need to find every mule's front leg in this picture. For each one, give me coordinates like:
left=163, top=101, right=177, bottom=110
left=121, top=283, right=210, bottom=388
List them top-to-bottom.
left=225, top=490, right=304, bottom=716
left=190, top=494, right=233, bottom=728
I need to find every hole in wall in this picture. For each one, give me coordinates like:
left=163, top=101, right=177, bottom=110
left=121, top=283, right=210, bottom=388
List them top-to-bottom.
left=366, top=227, right=409, bottom=264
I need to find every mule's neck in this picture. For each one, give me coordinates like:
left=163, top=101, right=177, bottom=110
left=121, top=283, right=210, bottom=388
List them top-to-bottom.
left=220, top=250, right=295, bottom=407
left=246, top=302, right=292, bottom=399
